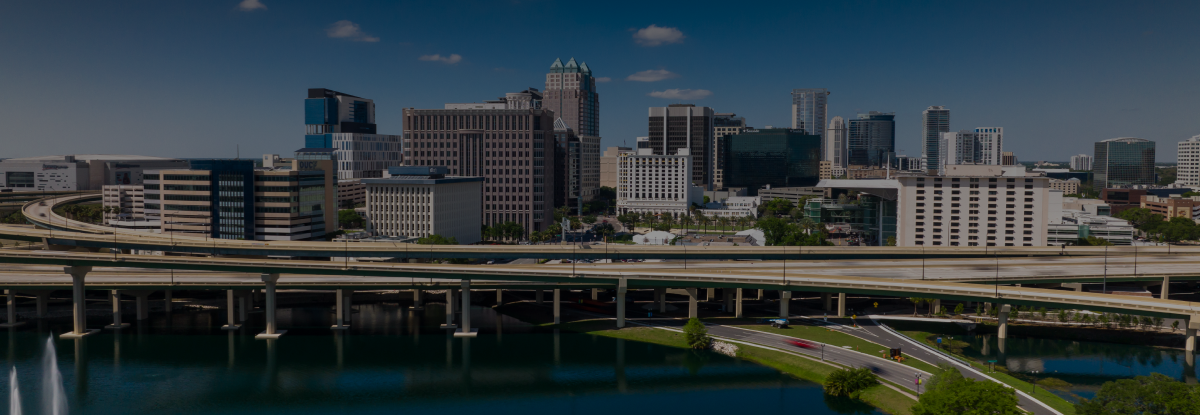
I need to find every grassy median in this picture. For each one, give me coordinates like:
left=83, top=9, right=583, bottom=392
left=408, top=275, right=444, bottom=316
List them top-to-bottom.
left=551, top=319, right=916, bottom=415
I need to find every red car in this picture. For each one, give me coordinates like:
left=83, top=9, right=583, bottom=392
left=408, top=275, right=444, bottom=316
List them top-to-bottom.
left=784, top=339, right=817, bottom=349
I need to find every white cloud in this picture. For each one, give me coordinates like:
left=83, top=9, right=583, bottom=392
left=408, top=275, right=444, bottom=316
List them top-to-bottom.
left=236, top=0, right=267, bottom=11
left=327, top=20, right=379, bottom=42
left=633, top=24, right=685, bottom=46
left=419, top=54, right=463, bottom=64
left=626, top=69, right=678, bottom=82
left=595, top=77, right=612, bottom=83
left=648, top=89, right=712, bottom=100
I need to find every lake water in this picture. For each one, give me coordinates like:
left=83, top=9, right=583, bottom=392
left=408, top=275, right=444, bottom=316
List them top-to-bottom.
left=1, top=302, right=882, bottom=414
left=895, top=322, right=1199, bottom=402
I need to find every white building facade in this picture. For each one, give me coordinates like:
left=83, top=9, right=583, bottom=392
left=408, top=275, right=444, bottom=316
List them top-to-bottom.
left=826, top=116, right=848, bottom=171
left=938, top=127, right=1003, bottom=172
left=1177, top=135, right=1200, bottom=186
left=617, top=148, right=704, bottom=217
left=1070, top=154, right=1093, bottom=171
left=897, top=165, right=1050, bottom=247
left=362, top=167, right=483, bottom=244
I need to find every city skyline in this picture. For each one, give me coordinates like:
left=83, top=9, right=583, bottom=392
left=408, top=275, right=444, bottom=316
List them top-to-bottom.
left=1, top=1, right=1198, bottom=162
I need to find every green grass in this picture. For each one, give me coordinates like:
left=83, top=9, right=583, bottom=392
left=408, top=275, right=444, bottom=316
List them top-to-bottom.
left=552, top=319, right=916, bottom=415
left=715, top=319, right=940, bottom=374
left=899, top=330, right=1077, bottom=415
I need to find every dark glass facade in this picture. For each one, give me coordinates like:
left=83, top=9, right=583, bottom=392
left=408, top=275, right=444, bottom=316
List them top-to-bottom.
left=847, top=112, right=895, bottom=167
left=721, top=129, right=820, bottom=195
left=1094, top=138, right=1155, bottom=191
left=189, top=159, right=255, bottom=240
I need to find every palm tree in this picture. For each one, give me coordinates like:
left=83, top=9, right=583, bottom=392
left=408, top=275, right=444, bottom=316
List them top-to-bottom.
left=680, top=216, right=694, bottom=231
left=717, top=217, right=730, bottom=231
left=909, top=297, right=926, bottom=316
left=823, top=367, right=879, bottom=398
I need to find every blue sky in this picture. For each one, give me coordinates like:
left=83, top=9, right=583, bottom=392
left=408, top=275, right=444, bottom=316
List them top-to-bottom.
left=2, top=1, right=1198, bottom=162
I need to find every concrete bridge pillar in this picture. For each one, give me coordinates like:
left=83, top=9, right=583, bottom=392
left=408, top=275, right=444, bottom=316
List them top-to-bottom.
left=61, top=266, right=96, bottom=338
left=254, top=273, right=284, bottom=339
left=1161, top=277, right=1171, bottom=299
left=616, top=279, right=628, bottom=328
left=455, top=281, right=477, bottom=337
left=592, top=288, right=599, bottom=301
left=654, top=288, right=666, bottom=313
left=686, top=288, right=698, bottom=319
left=706, top=288, right=715, bottom=302
left=735, top=288, right=744, bottom=318
left=331, top=289, right=348, bottom=330
left=441, top=289, right=457, bottom=329
left=496, top=289, right=503, bottom=305
left=553, top=289, right=561, bottom=325
left=723, top=289, right=733, bottom=313
left=757, top=289, right=764, bottom=300
left=0, top=290, right=22, bottom=328
left=104, top=290, right=128, bottom=329
left=164, top=290, right=173, bottom=313
left=223, top=290, right=241, bottom=330
left=536, top=290, right=544, bottom=304
left=779, top=291, right=791, bottom=317
left=35, top=292, right=50, bottom=318
left=134, top=293, right=150, bottom=321
left=238, top=293, right=248, bottom=322
left=822, top=293, right=832, bottom=312
left=837, top=293, right=847, bottom=318
left=932, top=299, right=942, bottom=314
left=984, top=302, right=992, bottom=313
left=997, top=304, right=1012, bottom=339
left=1187, top=315, right=1200, bottom=353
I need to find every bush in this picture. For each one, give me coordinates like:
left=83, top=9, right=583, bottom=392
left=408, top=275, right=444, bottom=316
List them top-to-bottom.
left=682, top=318, right=711, bottom=349
left=823, top=367, right=879, bottom=398
left=1076, top=373, right=1200, bottom=414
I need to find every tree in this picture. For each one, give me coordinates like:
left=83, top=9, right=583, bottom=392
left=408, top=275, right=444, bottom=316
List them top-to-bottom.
left=703, top=195, right=711, bottom=204
left=758, top=198, right=796, bottom=217
left=1115, top=207, right=1160, bottom=230
left=337, top=209, right=363, bottom=229
left=617, top=213, right=640, bottom=232
left=680, top=216, right=694, bottom=230
left=594, top=223, right=615, bottom=239
left=885, top=236, right=897, bottom=246
left=1079, top=236, right=1114, bottom=246
left=909, top=297, right=927, bottom=316
left=953, top=303, right=964, bottom=315
left=682, top=318, right=711, bottom=349
left=912, top=363, right=1021, bottom=415
left=823, top=367, right=879, bottom=398
left=1076, top=373, right=1200, bottom=415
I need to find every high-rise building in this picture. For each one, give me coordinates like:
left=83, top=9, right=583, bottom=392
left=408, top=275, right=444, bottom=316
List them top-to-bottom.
left=543, top=58, right=599, bottom=137
left=304, top=88, right=403, bottom=179
left=790, top=89, right=828, bottom=135
left=791, top=89, right=828, bottom=156
left=647, top=105, right=715, bottom=186
left=921, top=106, right=951, bottom=172
left=402, top=107, right=557, bottom=234
left=847, top=111, right=896, bottom=168
left=712, top=113, right=748, bottom=190
left=826, top=116, right=848, bottom=173
left=552, top=118, right=600, bottom=214
left=938, top=127, right=1003, bottom=171
left=721, top=128, right=821, bottom=195
left=1177, top=136, right=1200, bottom=186
left=1094, top=137, right=1156, bottom=191
left=600, top=146, right=633, bottom=189
left=616, top=148, right=704, bottom=217
left=1001, top=152, right=1017, bottom=166
left=1069, top=154, right=1093, bottom=171
left=0, top=155, right=188, bottom=192
left=894, top=165, right=1052, bottom=247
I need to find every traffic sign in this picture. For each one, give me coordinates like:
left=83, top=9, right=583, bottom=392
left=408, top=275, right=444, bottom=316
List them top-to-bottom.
left=873, top=302, right=878, bottom=308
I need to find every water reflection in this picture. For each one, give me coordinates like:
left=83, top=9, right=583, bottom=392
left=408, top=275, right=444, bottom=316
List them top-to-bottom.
left=1, top=302, right=879, bottom=414
left=909, top=325, right=1199, bottom=401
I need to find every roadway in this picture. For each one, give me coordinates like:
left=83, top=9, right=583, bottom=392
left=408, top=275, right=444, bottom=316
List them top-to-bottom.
left=10, top=193, right=1193, bottom=260
left=2, top=249, right=1199, bottom=321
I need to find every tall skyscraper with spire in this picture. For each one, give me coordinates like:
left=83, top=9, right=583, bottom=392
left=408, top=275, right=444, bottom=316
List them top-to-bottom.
left=543, top=58, right=600, bottom=137
left=921, top=106, right=950, bottom=172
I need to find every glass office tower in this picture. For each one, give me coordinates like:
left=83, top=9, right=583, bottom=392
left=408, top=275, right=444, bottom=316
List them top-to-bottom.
left=847, top=111, right=896, bottom=167
left=721, top=128, right=821, bottom=195
left=1094, top=137, right=1156, bottom=191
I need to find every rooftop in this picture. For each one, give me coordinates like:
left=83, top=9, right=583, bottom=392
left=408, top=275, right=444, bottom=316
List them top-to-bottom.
left=3, top=154, right=181, bottom=162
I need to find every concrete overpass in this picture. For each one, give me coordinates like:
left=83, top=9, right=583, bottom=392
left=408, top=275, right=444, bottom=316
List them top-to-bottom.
left=12, top=193, right=1197, bottom=260
left=2, top=249, right=1199, bottom=351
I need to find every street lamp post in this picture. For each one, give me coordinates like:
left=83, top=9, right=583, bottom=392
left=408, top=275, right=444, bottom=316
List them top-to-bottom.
left=915, top=373, right=922, bottom=395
